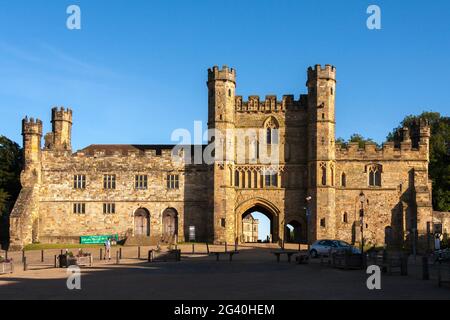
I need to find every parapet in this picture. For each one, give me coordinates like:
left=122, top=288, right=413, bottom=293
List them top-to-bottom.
left=307, top=64, right=336, bottom=83
left=208, top=65, right=236, bottom=83
left=235, top=94, right=307, bottom=113
left=51, top=106, right=73, bottom=123
left=22, top=116, right=43, bottom=136
left=336, top=140, right=428, bottom=161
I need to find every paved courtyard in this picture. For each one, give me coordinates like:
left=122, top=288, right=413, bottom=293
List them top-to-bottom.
left=1, top=244, right=449, bottom=300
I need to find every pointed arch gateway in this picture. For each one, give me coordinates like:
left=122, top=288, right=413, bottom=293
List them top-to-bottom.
left=235, top=198, right=281, bottom=243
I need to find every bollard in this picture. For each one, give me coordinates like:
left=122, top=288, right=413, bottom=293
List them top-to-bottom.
left=235, top=239, right=238, bottom=252
left=206, top=242, right=210, bottom=254
left=225, top=242, right=228, bottom=253
left=192, top=243, right=195, bottom=254
left=138, top=246, right=141, bottom=259
left=100, top=248, right=103, bottom=260
left=119, top=248, right=122, bottom=259
left=22, top=250, right=25, bottom=263
left=41, top=250, right=44, bottom=263
left=54, top=255, right=57, bottom=268
left=400, top=256, right=408, bottom=276
left=422, top=256, right=429, bottom=280
left=23, top=257, right=27, bottom=271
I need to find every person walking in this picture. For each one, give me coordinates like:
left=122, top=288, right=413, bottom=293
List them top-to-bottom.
left=435, top=233, right=442, bottom=251
left=104, top=238, right=111, bottom=260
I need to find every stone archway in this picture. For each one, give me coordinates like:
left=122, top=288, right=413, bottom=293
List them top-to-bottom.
left=236, top=198, right=280, bottom=244
left=134, top=208, right=150, bottom=236
left=162, top=208, right=178, bottom=238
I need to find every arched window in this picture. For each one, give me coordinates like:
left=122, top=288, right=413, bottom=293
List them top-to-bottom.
left=264, top=117, right=279, bottom=145
left=320, top=163, right=327, bottom=186
left=330, top=164, right=335, bottom=186
left=367, top=164, right=382, bottom=187
left=234, top=170, right=240, bottom=187
left=341, top=172, right=347, bottom=187
left=343, top=212, right=348, bottom=223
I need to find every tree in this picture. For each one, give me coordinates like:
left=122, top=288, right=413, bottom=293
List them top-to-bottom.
left=387, top=112, right=450, bottom=212
left=336, top=134, right=378, bottom=149
left=0, top=136, right=23, bottom=248
left=0, top=136, right=23, bottom=215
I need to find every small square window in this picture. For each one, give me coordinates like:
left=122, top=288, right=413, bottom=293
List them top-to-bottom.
left=167, top=174, right=179, bottom=189
left=73, top=175, right=86, bottom=189
left=104, top=175, right=116, bottom=189
left=135, top=175, right=148, bottom=190
left=73, top=203, right=86, bottom=214
left=103, top=203, right=116, bottom=214
left=320, top=218, right=326, bottom=228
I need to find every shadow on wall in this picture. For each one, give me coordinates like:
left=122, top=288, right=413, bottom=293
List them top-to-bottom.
left=183, top=147, right=211, bottom=243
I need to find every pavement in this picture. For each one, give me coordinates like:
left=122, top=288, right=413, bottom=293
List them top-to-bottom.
left=0, top=244, right=449, bottom=300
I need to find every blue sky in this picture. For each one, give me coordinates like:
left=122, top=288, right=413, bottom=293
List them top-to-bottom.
left=0, top=0, right=449, bottom=151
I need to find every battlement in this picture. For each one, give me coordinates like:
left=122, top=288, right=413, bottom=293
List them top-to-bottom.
left=307, top=64, right=336, bottom=83
left=208, top=65, right=236, bottom=83
left=235, top=94, right=307, bottom=113
left=52, top=107, right=73, bottom=123
left=22, top=116, right=43, bottom=136
left=391, top=118, right=431, bottom=148
left=336, top=140, right=428, bottom=161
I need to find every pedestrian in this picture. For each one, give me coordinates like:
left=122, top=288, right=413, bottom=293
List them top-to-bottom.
left=435, top=233, right=441, bottom=251
left=104, top=238, right=111, bottom=260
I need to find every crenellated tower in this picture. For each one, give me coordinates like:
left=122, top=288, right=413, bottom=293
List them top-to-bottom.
left=307, top=64, right=337, bottom=242
left=207, top=65, right=237, bottom=244
left=45, top=107, right=72, bottom=151
left=22, top=117, right=43, bottom=171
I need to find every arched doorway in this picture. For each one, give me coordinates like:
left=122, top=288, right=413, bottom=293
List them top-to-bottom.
left=237, top=199, right=280, bottom=244
left=134, top=208, right=150, bottom=236
left=162, top=208, right=178, bottom=238
left=285, top=220, right=303, bottom=243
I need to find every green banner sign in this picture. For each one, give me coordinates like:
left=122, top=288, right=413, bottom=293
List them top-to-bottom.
left=80, top=234, right=118, bottom=244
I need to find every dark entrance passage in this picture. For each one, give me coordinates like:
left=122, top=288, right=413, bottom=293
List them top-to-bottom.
left=134, top=208, right=150, bottom=236
left=162, top=208, right=178, bottom=238
left=285, top=220, right=303, bottom=243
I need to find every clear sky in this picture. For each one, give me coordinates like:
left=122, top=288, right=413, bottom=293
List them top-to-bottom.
left=0, top=0, right=449, bottom=151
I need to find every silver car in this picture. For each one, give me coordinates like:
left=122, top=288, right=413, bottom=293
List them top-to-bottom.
left=309, top=239, right=361, bottom=258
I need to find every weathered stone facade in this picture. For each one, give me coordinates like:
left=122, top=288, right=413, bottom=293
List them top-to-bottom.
left=9, top=65, right=434, bottom=251
left=242, top=214, right=259, bottom=243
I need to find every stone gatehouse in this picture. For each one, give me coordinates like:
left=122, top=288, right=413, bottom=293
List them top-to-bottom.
left=9, top=65, right=434, bottom=251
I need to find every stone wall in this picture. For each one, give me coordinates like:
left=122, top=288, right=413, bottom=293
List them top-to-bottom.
left=9, top=65, right=434, bottom=251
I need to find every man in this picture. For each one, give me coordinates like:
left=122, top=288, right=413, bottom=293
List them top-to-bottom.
left=104, top=238, right=111, bottom=260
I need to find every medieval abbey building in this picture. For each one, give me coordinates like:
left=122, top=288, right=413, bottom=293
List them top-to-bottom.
left=9, top=65, right=434, bottom=251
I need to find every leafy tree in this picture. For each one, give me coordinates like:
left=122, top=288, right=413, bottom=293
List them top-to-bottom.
left=387, top=112, right=450, bottom=211
left=336, top=134, right=378, bottom=148
left=0, top=136, right=23, bottom=247
left=0, top=136, right=23, bottom=215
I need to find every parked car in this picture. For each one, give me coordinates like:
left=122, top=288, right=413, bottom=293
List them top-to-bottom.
left=309, top=240, right=361, bottom=258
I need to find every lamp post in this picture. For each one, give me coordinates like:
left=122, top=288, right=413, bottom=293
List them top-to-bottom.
left=359, top=191, right=366, bottom=267
left=305, top=196, right=312, bottom=251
